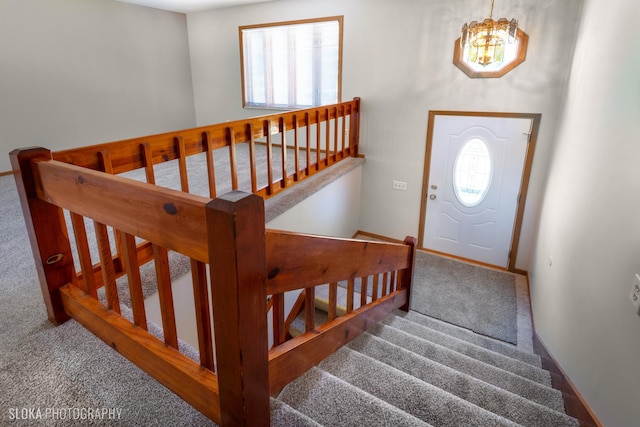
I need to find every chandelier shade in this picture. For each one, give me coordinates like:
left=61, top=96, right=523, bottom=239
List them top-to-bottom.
left=454, top=0, right=528, bottom=78
left=460, top=17, right=518, bottom=67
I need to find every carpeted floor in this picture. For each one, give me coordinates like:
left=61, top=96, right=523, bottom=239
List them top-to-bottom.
left=1, top=151, right=537, bottom=424
left=0, top=152, right=364, bottom=426
left=410, top=251, right=518, bottom=344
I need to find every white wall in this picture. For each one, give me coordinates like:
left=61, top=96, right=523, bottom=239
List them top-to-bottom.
left=0, top=0, right=196, bottom=172
left=187, top=0, right=583, bottom=271
left=531, top=1, right=640, bottom=426
left=266, top=165, right=362, bottom=237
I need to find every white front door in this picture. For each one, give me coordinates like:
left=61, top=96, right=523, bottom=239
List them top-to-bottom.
left=422, top=114, right=531, bottom=267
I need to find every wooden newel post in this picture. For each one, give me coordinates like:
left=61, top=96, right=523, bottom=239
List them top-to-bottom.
left=349, top=97, right=361, bottom=157
left=9, top=147, right=75, bottom=325
left=206, top=191, right=270, bottom=427
left=399, top=236, right=417, bottom=312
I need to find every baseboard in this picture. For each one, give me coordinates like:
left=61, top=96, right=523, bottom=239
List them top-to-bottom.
left=353, top=230, right=404, bottom=243
left=532, top=333, right=602, bottom=427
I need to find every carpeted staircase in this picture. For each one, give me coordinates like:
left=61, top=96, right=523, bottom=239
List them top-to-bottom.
left=270, top=309, right=579, bottom=426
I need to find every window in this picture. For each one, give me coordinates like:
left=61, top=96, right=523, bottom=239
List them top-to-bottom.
left=239, top=17, right=343, bottom=110
left=453, top=138, right=493, bottom=207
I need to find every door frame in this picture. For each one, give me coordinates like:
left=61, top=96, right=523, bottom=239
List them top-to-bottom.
left=417, top=110, right=541, bottom=272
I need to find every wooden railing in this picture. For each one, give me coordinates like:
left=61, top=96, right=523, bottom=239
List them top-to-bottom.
left=52, top=98, right=361, bottom=200
left=10, top=99, right=418, bottom=426
left=34, top=100, right=362, bottom=302
left=11, top=150, right=416, bottom=425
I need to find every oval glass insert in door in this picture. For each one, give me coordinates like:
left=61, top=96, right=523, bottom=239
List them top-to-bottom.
left=453, top=138, right=492, bottom=207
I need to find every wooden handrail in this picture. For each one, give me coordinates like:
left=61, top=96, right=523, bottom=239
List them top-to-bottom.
left=10, top=96, right=416, bottom=426
left=52, top=98, right=360, bottom=177
left=33, top=159, right=211, bottom=263
left=265, top=230, right=413, bottom=294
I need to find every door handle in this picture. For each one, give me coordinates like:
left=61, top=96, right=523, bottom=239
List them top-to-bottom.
left=429, top=194, right=437, bottom=200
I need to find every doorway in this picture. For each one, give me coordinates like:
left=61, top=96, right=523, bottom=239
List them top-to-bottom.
left=418, top=111, right=540, bottom=271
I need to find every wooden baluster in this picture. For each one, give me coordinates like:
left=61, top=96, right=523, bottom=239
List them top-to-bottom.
left=349, top=97, right=361, bottom=157
left=341, top=105, right=347, bottom=158
left=325, top=107, right=331, bottom=166
left=333, top=107, right=340, bottom=162
left=315, top=110, right=321, bottom=170
left=305, top=112, right=311, bottom=175
left=292, top=114, right=300, bottom=181
left=279, top=117, right=288, bottom=189
left=264, top=120, right=275, bottom=195
left=246, top=124, right=258, bottom=193
left=226, top=127, right=239, bottom=191
left=203, top=132, right=217, bottom=198
left=176, top=136, right=190, bottom=193
left=141, top=142, right=156, bottom=185
left=10, top=148, right=74, bottom=325
left=98, top=150, right=124, bottom=275
left=206, top=191, right=269, bottom=425
left=70, top=213, right=97, bottom=298
left=94, top=220, right=120, bottom=315
left=122, top=232, right=147, bottom=330
left=399, top=236, right=417, bottom=312
left=153, top=244, right=178, bottom=349
left=191, top=259, right=215, bottom=371
left=382, top=272, right=390, bottom=297
left=372, top=273, right=379, bottom=302
left=360, top=276, right=368, bottom=308
left=346, top=278, right=355, bottom=313
left=328, top=282, right=338, bottom=321
left=305, top=286, right=315, bottom=332
left=271, top=293, right=285, bottom=346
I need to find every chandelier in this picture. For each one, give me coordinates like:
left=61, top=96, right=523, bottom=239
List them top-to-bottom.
left=460, top=0, right=518, bottom=67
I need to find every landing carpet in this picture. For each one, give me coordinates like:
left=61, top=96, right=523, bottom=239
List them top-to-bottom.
left=410, top=251, right=518, bottom=344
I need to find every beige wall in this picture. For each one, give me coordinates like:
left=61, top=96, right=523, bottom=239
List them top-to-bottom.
left=0, top=0, right=196, bottom=172
left=7, top=0, right=640, bottom=424
left=186, top=0, right=583, bottom=272
left=531, top=1, right=640, bottom=426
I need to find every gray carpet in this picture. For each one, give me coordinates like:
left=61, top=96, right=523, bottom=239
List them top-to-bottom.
left=0, top=150, right=362, bottom=426
left=2, top=151, right=573, bottom=425
left=410, top=250, right=518, bottom=344
left=282, top=309, right=578, bottom=427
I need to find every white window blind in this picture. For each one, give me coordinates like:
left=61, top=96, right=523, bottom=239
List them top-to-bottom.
left=240, top=17, right=342, bottom=109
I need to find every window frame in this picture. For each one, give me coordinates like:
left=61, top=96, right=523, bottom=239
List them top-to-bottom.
left=239, top=16, right=344, bottom=110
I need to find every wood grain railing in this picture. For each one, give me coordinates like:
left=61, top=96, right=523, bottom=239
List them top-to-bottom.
left=52, top=98, right=360, bottom=200
left=10, top=99, right=417, bottom=426
left=47, top=99, right=360, bottom=295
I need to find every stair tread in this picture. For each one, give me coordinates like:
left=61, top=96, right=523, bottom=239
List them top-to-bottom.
left=281, top=298, right=579, bottom=426
left=398, top=310, right=541, bottom=366
left=383, top=314, right=552, bottom=385
left=367, top=323, right=567, bottom=412
left=348, top=333, right=578, bottom=425
left=319, top=346, right=521, bottom=427
left=278, top=367, right=433, bottom=427
left=271, top=398, right=323, bottom=427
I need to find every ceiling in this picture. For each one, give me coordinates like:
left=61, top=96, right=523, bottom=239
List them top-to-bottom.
left=114, top=0, right=277, bottom=14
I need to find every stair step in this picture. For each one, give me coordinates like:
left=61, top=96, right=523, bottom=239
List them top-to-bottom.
left=397, top=310, right=542, bottom=367
left=382, top=315, right=551, bottom=385
left=367, top=323, right=566, bottom=412
left=348, top=333, right=577, bottom=425
left=319, top=346, right=520, bottom=427
left=278, top=367, right=432, bottom=426
left=270, top=398, right=322, bottom=426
